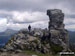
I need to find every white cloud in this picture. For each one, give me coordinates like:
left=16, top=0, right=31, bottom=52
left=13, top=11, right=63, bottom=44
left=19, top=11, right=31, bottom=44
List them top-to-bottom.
left=0, top=0, right=75, bottom=31
left=0, top=10, right=49, bottom=31
left=0, top=10, right=75, bottom=31
left=11, top=11, right=48, bottom=23
left=0, top=18, right=7, bottom=32
left=64, top=18, right=75, bottom=24
left=64, top=18, right=75, bottom=31
left=7, top=20, right=48, bottom=30
left=31, top=21, right=48, bottom=28
left=7, top=23, right=26, bottom=30
left=65, top=24, right=75, bottom=29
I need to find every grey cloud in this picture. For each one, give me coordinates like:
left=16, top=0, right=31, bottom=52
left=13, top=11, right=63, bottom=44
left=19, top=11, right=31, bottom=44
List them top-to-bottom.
left=0, top=0, right=74, bottom=12
left=0, top=0, right=75, bottom=31
left=0, top=0, right=46, bottom=11
left=64, top=0, right=75, bottom=12
left=0, top=13, right=12, bottom=18
left=66, top=14, right=75, bottom=18
left=12, top=20, right=49, bottom=24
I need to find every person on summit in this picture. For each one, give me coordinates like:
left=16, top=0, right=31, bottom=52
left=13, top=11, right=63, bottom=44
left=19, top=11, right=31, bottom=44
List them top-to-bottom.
left=28, top=25, right=31, bottom=32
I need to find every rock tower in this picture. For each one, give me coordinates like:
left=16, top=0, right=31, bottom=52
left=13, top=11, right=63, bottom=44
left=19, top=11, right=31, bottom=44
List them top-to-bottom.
left=47, top=9, right=69, bottom=51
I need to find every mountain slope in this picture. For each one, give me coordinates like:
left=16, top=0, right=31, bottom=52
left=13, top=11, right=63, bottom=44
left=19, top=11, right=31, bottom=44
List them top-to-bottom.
left=0, top=29, right=17, bottom=36
left=0, top=29, right=18, bottom=48
left=68, top=31, right=75, bottom=44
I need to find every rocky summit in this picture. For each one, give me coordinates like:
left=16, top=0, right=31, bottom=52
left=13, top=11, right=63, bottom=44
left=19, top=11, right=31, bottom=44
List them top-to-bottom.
left=0, top=9, right=70, bottom=56
left=47, top=9, right=69, bottom=51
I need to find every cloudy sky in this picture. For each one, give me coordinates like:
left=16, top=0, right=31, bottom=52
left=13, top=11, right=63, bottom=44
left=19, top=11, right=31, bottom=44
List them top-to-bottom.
left=0, top=0, right=75, bottom=32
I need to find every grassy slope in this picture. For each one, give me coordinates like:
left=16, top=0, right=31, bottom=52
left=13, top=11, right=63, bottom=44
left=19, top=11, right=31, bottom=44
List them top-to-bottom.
left=22, top=50, right=60, bottom=56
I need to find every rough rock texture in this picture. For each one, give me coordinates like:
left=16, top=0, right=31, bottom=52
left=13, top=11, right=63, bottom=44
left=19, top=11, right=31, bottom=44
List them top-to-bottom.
left=47, top=9, right=69, bottom=51
left=0, top=29, right=51, bottom=54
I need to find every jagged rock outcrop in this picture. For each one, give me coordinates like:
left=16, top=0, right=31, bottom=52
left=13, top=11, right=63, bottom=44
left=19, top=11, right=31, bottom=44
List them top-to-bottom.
left=47, top=9, right=69, bottom=52
left=0, top=29, right=51, bottom=54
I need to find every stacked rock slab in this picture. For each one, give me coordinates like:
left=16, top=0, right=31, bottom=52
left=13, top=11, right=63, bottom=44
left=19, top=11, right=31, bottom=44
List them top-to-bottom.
left=47, top=9, right=69, bottom=51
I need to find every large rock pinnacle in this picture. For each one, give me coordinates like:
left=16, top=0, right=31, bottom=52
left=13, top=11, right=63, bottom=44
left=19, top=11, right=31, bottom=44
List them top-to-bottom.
left=47, top=9, right=69, bottom=52
left=47, top=9, right=65, bottom=30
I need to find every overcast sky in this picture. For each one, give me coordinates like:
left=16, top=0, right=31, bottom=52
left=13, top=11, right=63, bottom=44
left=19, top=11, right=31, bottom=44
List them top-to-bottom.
left=0, top=0, right=75, bottom=32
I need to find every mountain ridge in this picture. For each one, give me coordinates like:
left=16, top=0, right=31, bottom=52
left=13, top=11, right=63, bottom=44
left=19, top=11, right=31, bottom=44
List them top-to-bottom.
left=0, top=29, right=18, bottom=36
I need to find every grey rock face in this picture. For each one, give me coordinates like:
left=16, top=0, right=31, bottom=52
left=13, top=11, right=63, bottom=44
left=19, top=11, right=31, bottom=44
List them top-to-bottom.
left=47, top=9, right=69, bottom=51
left=47, top=9, right=64, bottom=29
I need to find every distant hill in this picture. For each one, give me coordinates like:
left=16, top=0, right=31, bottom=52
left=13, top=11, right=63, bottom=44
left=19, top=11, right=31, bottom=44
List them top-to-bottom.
left=0, top=29, right=18, bottom=36
left=0, top=29, right=18, bottom=48
left=0, top=29, right=75, bottom=44
left=68, top=31, right=75, bottom=44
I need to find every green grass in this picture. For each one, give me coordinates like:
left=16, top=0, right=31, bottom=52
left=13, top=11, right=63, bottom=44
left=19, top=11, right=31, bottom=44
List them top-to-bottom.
left=50, top=42, right=63, bottom=54
left=22, top=50, right=62, bottom=56
left=22, top=50, right=55, bottom=56
left=61, top=54, right=75, bottom=56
